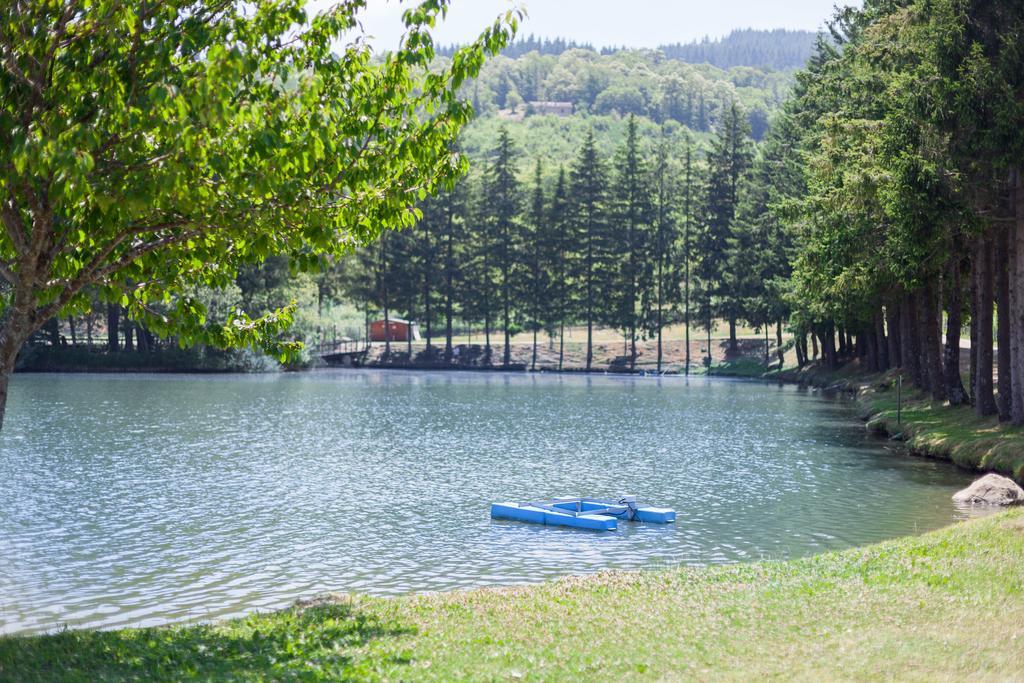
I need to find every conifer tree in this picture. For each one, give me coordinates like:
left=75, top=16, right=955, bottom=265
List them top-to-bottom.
left=700, top=100, right=754, bottom=354
left=609, top=116, right=656, bottom=370
left=652, top=126, right=681, bottom=373
left=485, top=128, right=523, bottom=367
left=568, top=130, right=611, bottom=371
left=679, top=136, right=698, bottom=374
left=522, top=159, right=550, bottom=370
left=548, top=167, right=574, bottom=370
left=464, top=173, right=495, bottom=364
left=435, top=180, right=470, bottom=365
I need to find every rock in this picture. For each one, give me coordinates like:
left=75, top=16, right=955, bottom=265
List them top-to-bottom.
left=952, top=474, right=1024, bottom=506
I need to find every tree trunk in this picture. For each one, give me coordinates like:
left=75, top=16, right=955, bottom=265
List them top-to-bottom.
left=1012, top=167, right=1024, bottom=426
left=997, top=225, right=1012, bottom=420
left=444, top=228, right=454, bottom=365
left=975, top=237, right=997, bottom=416
left=943, top=257, right=968, bottom=406
left=503, top=262, right=511, bottom=367
left=970, top=268, right=979, bottom=404
left=919, top=282, right=946, bottom=401
left=901, top=293, right=922, bottom=389
left=885, top=302, right=901, bottom=368
left=106, top=304, right=120, bottom=352
left=684, top=305, right=692, bottom=378
left=484, top=307, right=491, bottom=366
left=874, top=308, right=888, bottom=371
left=124, top=316, right=134, bottom=352
left=728, top=316, right=737, bottom=355
left=68, top=317, right=77, bottom=346
left=776, top=319, right=784, bottom=368
left=558, top=320, right=565, bottom=372
left=0, top=323, right=29, bottom=428
left=136, top=323, right=150, bottom=353
left=820, top=324, right=837, bottom=370
left=630, top=325, right=637, bottom=372
left=531, top=328, right=538, bottom=371
left=811, top=330, right=818, bottom=361
left=795, top=333, right=805, bottom=367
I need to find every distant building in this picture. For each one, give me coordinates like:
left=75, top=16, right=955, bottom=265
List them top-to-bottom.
left=527, top=101, right=573, bottom=117
left=369, top=318, right=421, bottom=343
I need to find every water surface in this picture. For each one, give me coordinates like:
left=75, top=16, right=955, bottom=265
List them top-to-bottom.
left=0, top=370, right=976, bottom=634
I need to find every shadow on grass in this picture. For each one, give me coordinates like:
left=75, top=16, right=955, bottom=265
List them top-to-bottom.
left=0, top=602, right=415, bottom=682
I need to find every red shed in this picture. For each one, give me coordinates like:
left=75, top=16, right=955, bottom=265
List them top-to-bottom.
left=369, top=318, right=421, bottom=342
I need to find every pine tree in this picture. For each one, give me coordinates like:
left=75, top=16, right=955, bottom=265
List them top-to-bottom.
left=701, top=100, right=754, bottom=355
left=608, top=115, right=656, bottom=370
left=651, top=126, right=681, bottom=373
left=485, top=128, right=522, bottom=367
left=568, top=129, right=611, bottom=371
left=679, top=135, right=699, bottom=374
left=522, top=159, right=549, bottom=370
left=548, top=167, right=573, bottom=370
left=463, top=173, right=496, bottom=364
left=435, top=180, right=469, bottom=365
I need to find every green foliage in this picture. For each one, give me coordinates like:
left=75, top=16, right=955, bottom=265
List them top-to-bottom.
left=0, top=0, right=517, bottom=383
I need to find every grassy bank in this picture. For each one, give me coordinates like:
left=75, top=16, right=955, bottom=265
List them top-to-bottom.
left=766, top=362, right=1024, bottom=484
left=860, top=381, right=1024, bottom=483
left=2, top=509, right=1023, bottom=681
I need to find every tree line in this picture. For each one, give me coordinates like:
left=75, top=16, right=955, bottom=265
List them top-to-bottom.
left=774, top=0, right=1024, bottom=422
left=440, top=29, right=818, bottom=72
left=342, top=108, right=789, bottom=373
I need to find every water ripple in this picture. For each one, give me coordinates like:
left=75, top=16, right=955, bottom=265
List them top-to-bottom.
left=0, top=371, right=976, bottom=635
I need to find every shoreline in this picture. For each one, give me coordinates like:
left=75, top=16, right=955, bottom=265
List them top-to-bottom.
left=3, top=509, right=1021, bottom=679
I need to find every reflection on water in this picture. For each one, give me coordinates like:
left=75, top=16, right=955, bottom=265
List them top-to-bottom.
left=0, top=370, right=977, bottom=634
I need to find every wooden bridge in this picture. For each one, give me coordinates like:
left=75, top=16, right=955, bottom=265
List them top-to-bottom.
left=316, top=339, right=370, bottom=367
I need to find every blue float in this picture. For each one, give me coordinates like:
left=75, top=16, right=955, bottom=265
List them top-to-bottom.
left=490, top=496, right=676, bottom=531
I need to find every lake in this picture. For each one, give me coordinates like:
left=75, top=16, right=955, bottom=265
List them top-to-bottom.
left=0, top=370, right=977, bottom=635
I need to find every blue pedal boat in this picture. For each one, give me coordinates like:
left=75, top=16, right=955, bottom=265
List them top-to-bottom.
left=490, top=496, right=676, bottom=531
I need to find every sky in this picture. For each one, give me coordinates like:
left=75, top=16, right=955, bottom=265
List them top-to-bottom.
left=311, top=0, right=858, bottom=52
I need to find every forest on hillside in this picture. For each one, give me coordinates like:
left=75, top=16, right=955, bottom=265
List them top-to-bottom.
left=440, top=28, right=819, bottom=71
left=454, top=43, right=794, bottom=140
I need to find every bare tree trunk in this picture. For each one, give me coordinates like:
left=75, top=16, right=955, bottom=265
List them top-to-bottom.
left=1010, top=167, right=1024, bottom=425
left=997, top=224, right=1013, bottom=420
left=444, top=228, right=454, bottom=366
left=975, top=237, right=997, bottom=415
left=944, top=256, right=968, bottom=406
left=970, top=266, right=979, bottom=404
left=920, top=281, right=946, bottom=401
left=901, top=293, right=922, bottom=389
left=885, top=301, right=901, bottom=368
left=107, top=303, right=120, bottom=352
left=874, top=308, right=888, bottom=371
left=124, top=315, right=134, bottom=352
left=776, top=319, right=784, bottom=368
left=558, top=320, right=565, bottom=371
left=136, top=323, right=150, bottom=353
left=531, top=327, right=538, bottom=371
left=811, top=330, right=819, bottom=361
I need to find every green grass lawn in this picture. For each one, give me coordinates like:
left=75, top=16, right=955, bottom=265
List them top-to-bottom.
left=3, top=509, right=1023, bottom=681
